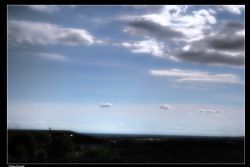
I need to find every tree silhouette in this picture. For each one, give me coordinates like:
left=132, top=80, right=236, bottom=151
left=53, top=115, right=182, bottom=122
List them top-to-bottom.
left=47, top=135, right=74, bottom=160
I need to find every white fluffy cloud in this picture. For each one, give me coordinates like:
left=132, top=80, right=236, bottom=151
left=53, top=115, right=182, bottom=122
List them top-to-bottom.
left=8, top=20, right=95, bottom=46
left=121, top=40, right=167, bottom=58
left=150, top=69, right=242, bottom=85
left=99, top=103, right=112, bottom=108
left=160, top=104, right=173, bottom=110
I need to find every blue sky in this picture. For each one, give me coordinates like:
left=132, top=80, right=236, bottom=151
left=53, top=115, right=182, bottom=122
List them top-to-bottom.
left=8, top=5, right=245, bottom=136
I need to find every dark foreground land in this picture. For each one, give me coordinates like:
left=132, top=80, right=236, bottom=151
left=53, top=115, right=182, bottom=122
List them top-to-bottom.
left=8, top=129, right=244, bottom=163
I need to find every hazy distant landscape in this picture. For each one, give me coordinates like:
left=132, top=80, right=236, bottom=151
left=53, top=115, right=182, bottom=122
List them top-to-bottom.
left=8, top=129, right=244, bottom=163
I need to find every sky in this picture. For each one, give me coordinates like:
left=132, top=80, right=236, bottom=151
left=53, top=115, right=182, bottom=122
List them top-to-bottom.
left=7, top=5, right=245, bottom=136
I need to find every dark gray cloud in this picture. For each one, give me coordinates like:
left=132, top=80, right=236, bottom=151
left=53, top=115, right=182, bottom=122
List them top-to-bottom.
left=123, top=13, right=244, bottom=67
left=127, top=19, right=184, bottom=40
left=174, top=21, right=245, bottom=66
left=214, top=21, right=245, bottom=40
left=223, top=21, right=245, bottom=30
left=206, top=22, right=245, bottom=51
left=207, top=36, right=244, bottom=51
left=177, top=50, right=244, bottom=66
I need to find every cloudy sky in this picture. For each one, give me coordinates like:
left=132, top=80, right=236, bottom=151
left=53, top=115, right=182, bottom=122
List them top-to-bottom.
left=7, top=5, right=245, bottom=136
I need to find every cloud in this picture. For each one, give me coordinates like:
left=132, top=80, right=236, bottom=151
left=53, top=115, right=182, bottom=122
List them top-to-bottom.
left=26, top=5, right=60, bottom=13
left=216, top=5, right=245, bottom=15
left=120, top=6, right=244, bottom=67
left=123, top=7, right=216, bottom=41
left=125, top=19, right=184, bottom=40
left=8, top=20, right=95, bottom=46
left=175, top=21, right=245, bottom=66
left=185, top=21, right=245, bottom=52
left=223, top=21, right=245, bottom=30
left=202, top=22, right=244, bottom=51
left=207, top=36, right=244, bottom=51
left=121, top=40, right=167, bottom=58
left=177, top=50, right=244, bottom=66
left=36, top=53, right=68, bottom=62
left=150, top=69, right=242, bottom=85
left=99, top=103, right=112, bottom=108
left=160, top=104, right=173, bottom=110
left=198, top=109, right=221, bottom=114
left=37, top=120, right=47, bottom=124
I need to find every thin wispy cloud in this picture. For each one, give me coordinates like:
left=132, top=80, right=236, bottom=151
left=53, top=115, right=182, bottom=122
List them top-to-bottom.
left=26, top=5, right=60, bottom=14
left=216, top=5, right=245, bottom=15
left=8, top=20, right=95, bottom=46
left=36, top=53, right=68, bottom=62
left=150, top=69, right=242, bottom=85
left=198, top=109, right=222, bottom=114
left=37, top=120, right=47, bottom=124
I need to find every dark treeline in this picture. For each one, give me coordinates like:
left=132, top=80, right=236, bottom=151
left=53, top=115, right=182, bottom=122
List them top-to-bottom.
left=8, top=129, right=244, bottom=163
